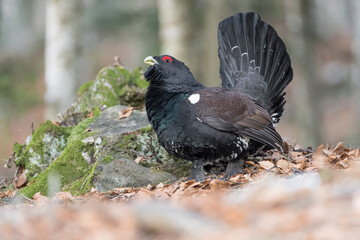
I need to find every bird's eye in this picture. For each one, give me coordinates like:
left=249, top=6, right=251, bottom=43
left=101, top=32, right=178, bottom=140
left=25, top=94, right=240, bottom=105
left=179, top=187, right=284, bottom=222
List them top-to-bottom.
left=162, top=56, right=172, bottom=63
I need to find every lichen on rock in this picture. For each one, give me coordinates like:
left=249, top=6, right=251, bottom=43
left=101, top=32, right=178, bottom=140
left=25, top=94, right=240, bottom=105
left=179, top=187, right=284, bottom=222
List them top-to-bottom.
left=20, top=117, right=97, bottom=197
left=14, top=120, right=72, bottom=182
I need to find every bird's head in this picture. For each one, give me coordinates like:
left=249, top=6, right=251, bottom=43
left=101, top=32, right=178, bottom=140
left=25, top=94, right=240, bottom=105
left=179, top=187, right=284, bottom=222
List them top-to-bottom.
left=143, top=55, right=203, bottom=92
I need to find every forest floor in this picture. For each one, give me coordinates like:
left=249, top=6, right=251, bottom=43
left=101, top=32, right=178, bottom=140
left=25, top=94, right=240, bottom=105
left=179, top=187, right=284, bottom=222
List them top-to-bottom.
left=1, top=142, right=360, bottom=240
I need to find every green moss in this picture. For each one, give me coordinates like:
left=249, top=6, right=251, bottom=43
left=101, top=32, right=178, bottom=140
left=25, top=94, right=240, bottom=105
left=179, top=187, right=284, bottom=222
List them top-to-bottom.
left=65, top=65, right=148, bottom=126
left=131, top=67, right=148, bottom=89
left=77, top=81, right=94, bottom=95
left=93, top=106, right=101, bottom=117
left=20, top=117, right=97, bottom=197
left=15, top=121, right=72, bottom=180
left=116, top=125, right=190, bottom=178
left=12, top=142, right=25, bottom=157
left=102, top=155, right=114, bottom=164
left=65, top=161, right=98, bottom=195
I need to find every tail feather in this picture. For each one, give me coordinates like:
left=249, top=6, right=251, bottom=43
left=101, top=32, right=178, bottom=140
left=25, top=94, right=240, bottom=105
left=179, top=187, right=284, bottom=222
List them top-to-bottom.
left=218, top=12, right=293, bottom=123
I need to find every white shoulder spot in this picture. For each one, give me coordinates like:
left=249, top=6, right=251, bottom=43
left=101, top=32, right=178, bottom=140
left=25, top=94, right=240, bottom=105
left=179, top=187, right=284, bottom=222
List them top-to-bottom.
left=188, top=93, right=200, bottom=104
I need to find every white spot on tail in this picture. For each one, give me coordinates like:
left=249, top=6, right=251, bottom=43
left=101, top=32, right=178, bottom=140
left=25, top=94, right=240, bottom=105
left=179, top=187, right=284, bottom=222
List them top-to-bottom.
left=231, top=46, right=239, bottom=52
left=188, top=94, right=200, bottom=104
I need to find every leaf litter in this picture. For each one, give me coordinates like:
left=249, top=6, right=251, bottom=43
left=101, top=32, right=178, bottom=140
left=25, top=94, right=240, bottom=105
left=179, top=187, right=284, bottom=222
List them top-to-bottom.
left=1, top=141, right=360, bottom=239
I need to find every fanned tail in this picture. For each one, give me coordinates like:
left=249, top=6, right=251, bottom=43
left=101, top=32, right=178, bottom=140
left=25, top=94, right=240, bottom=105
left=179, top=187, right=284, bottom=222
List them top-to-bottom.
left=218, top=12, right=293, bottom=123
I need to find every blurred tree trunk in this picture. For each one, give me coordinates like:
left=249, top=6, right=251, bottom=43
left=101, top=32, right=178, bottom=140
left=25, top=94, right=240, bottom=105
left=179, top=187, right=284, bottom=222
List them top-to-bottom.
left=0, top=0, right=44, bottom=56
left=45, top=0, right=81, bottom=120
left=157, top=0, right=192, bottom=64
left=198, top=0, right=251, bottom=87
left=283, top=0, right=323, bottom=146
left=300, top=0, right=323, bottom=146
left=350, top=0, right=360, bottom=142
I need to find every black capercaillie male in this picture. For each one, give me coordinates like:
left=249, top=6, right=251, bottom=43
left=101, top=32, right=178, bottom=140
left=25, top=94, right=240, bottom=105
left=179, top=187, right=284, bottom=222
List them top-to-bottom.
left=144, top=12, right=293, bottom=181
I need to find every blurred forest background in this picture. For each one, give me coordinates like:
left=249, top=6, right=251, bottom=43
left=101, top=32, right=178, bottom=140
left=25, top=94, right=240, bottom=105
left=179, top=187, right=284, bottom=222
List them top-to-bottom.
left=1, top=0, right=360, bottom=178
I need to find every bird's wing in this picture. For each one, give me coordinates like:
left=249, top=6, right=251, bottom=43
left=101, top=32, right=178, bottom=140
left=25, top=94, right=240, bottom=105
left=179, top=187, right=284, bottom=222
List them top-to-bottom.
left=187, top=88, right=283, bottom=150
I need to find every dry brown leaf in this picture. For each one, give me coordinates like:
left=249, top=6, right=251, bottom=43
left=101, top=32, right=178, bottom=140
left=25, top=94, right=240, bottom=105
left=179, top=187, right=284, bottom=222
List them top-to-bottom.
left=119, top=107, right=134, bottom=119
left=87, top=110, right=94, bottom=118
left=52, top=120, right=62, bottom=126
left=333, top=142, right=345, bottom=153
left=311, top=145, right=330, bottom=169
left=322, top=149, right=334, bottom=156
left=349, top=149, right=360, bottom=160
left=290, top=151, right=303, bottom=159
left=271, top=152, right=283, bottom=161
left=293, top=155, right=306, bottom=164
left=135, top=156, right=146, bottom=164
left=276, top=159, right=296, bottom=173
left=259, top=160, right=275, bottom=170
left=245, top=161, right=256, bottom=166
left=295, top=161, right=307, bottom=170
left=14, top=166, right=27, bottom=188
left=229, top=174, right=242, bottom=182
left=243, top=174, right=253, bottom=181
left=209, top=179, right=232, bottom=191
left=179, top=180, right=196, bottom=191
left=156, top=182, right=165, bottom=188
left=33, top=192, right=49, bottom=205
left=52, top=192, right=74, bottom=204
left=123, top=192, right=136, bottom=198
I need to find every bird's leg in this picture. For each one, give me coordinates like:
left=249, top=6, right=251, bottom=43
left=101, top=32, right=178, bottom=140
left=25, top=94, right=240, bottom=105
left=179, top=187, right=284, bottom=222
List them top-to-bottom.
left=187, top=159, right=205, bottom=182
left=224, top=159, right=244, bottom=178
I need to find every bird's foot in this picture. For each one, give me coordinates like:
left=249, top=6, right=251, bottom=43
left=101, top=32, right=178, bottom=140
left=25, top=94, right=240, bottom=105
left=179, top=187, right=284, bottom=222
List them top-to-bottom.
left=224, top=159, right=244, bottom=178
left=187, top=160, right=205, bottom=182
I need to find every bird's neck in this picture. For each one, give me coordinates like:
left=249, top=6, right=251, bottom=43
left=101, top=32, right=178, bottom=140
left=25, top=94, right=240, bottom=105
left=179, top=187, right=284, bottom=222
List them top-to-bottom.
left=145, top=84, right=193, bottom=132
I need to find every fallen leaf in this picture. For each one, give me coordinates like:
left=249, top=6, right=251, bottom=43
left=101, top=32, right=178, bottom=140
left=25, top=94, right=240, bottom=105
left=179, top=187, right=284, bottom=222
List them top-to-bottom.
left=119, top=107, right=134, bottom=119
left=87, top=110, right=94, bottom=118
left=52, top=120, right=62, bottom=126
left=333, top=142, right=345, bottom=153
left=311, top=145, right=330, bottom=169
left=271, top=152, right=283, bottom=161
left=293, top=155, right=306, bottom=164
left=135, top=156, right=146, bottom=164
left=276, top=159, right=296, bottom=173
left=259, top=160, right=275, bottom=170
left=14, top=166, right=27, bottom=188
left=243, top=174, right=253, bottom=181
left=209, top=179, right=232, bottom=190
left=179, top=180, right=196, bottom=191
left=156, top=182, right=165, bottom=188
left=33, top=192, right=49, bottom=205
left=52, top=192, right=74, bottom=204
left=123, top=192, right=136, bottom=198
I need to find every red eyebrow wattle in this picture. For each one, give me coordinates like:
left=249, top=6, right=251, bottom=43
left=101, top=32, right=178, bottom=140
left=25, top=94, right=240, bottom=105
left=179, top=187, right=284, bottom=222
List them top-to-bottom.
left=162, top=56, right=172, bottom=62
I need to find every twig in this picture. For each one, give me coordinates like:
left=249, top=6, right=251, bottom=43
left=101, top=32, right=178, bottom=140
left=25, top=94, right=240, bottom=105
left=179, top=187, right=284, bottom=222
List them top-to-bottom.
left=31, top=122, right=35, bottom=135
left=81, top=174, right=91, bottom=190
left=21, top=194, right=35, bottom=204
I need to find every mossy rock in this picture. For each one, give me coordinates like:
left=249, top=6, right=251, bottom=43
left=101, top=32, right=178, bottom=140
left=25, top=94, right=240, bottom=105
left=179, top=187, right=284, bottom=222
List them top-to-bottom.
left=10, top=65, right=194, bottom=197
left=61, top=65, right=148, bottom=126
left=88, top=105, right=191, bottom=184
left=20, top=117, right=97, bottom=197
left=14, top=120, right=72, bottom=182
left=117, top=126, right=191, bottom=178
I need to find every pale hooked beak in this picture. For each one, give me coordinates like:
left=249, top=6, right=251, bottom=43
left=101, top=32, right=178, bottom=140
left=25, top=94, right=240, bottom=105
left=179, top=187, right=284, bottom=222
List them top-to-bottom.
left=144, top=56, right=159, bottom=65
